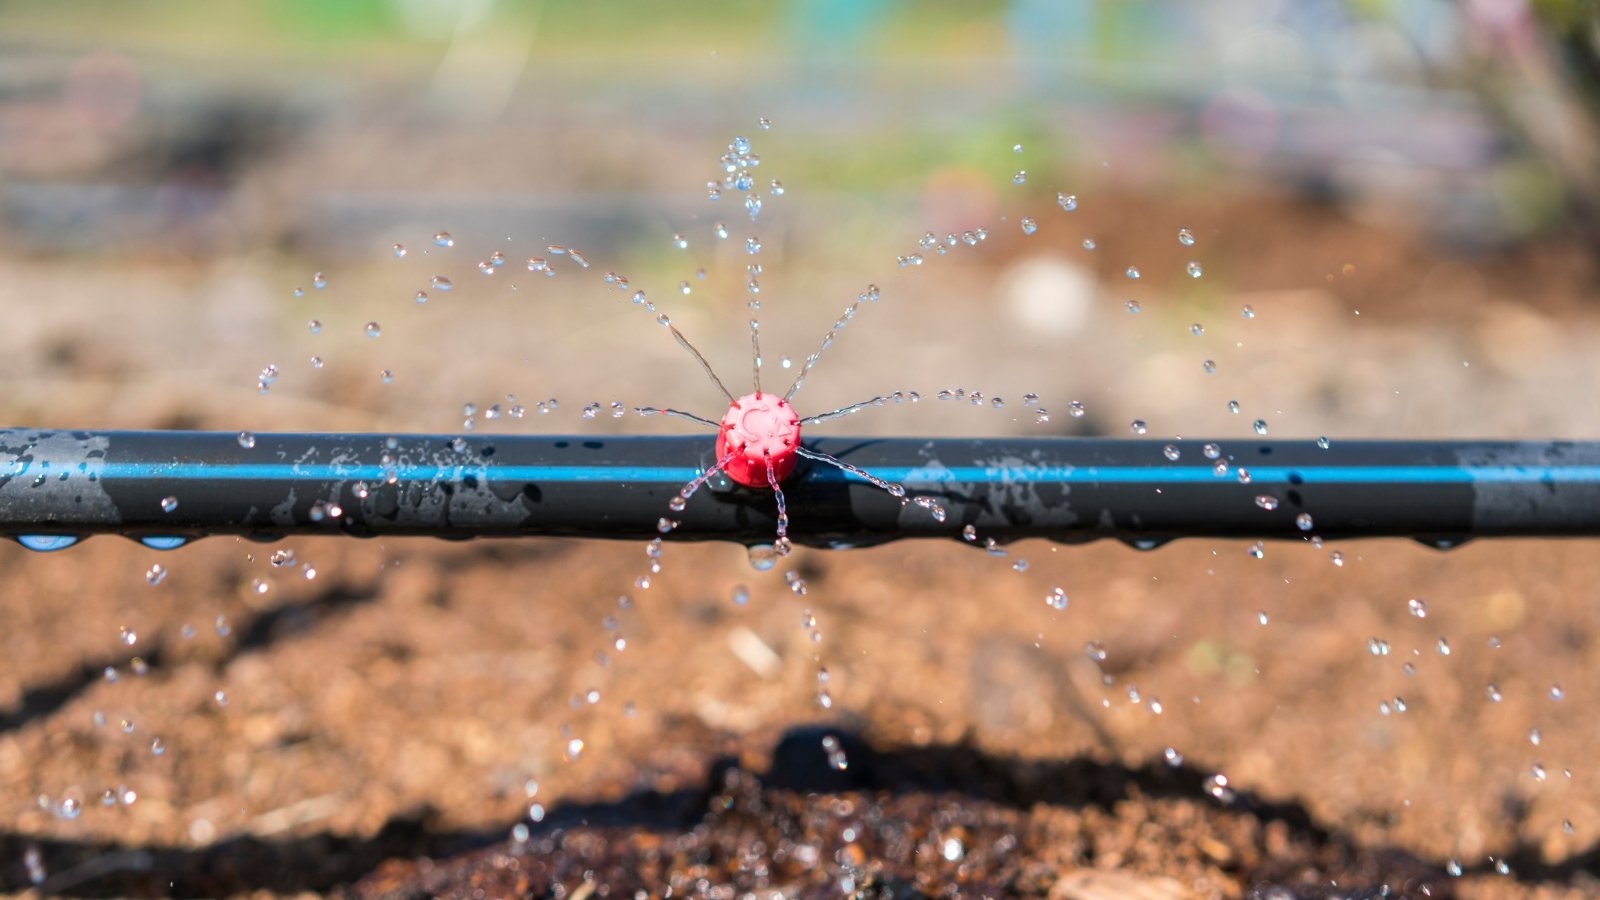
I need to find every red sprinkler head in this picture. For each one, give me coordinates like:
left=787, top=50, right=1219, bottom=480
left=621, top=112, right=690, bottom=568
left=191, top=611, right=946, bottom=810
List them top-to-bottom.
left=716, top=392, right=802, bottom=488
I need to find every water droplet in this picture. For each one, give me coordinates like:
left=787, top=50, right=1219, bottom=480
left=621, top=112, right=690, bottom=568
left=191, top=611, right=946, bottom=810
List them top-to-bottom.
left=1012, top=170, right=1027, bottom=185
left=1057, top=193, right=1078, bottom=212
left=1019, top=217, right=1037, bottom=235
left=1177, top=227, right=1195, bottom=246
left=433, top=231, right=454, bottom=247
left=671, top=233, right=688, bottom=250
left=745, top=236, right=762, bottom=254
left=1082, top=238, right=1097, bottom=250
left=392, top=243, right=407, bottom=258
left=1186, top=261, right=1203, bottom=279
left=1125, top=266, right=1141, bottom=280
left=311, top=272, right=328, bottom=290
left=431, top=275, right=453, bottom=291
left=293, top=287, right=304, bottom=298
left=1241, top=304, right=1256, bottom=319
left=364, top=321, right=381, bottom=338
left=1190, top=323, right=1205, bottom=337
left=1202, top=359, right=1216, bottom=374
left=380, top=369, right=394, bottom=384
left=1068, top=400, right=1086, bottom=418
left=1227, top=400, right=1241, bottom=415
left=1253, top=419, right=1269, bottom=435
left=1129, top=420, right=1148, bottom=436
left=237, top=431, right=256, bottom=449
left=1202, top=443, right=1222, bottom=459
left=1163, top=444, right=1181, bottom=461
left=1255, top=495, right=1279, bottom=511
left=160, top=496, right=178, bottom=513
left=913, top=496, right=946, bottom=522
left=1296, top=512, right=1314, bottom=531
left=138, top=536, right=186, bottom=553
left=1246, top=541, right=1265, bottom=559
left=747, top=544, right=778, bottom=571
left=146, top=564, right=167, bottom=586
left=785, top=571, right=808, bottom=596
left=1045, top=587, right=1068, bottom=610
left=1407, top=597, right=1428, bottom=618
left=1257, top=610, right=1270, bottom=625
left=119, top=626, right=137, bottom=646
left=1487, top=683, right=1503, bottom=702
left=1550, top=684, right=1566, bottom=701
left=1530, top=727, right=1542, bottom=746
left=822, top=734, right=849, bottom=771
left=151, top=737, right=166, bottom=755
left=565, top=738, right=584, bottom=761
left=1164, top=746, right=1184, bottom=766
left=23, top=844, right=45, bottom=885
left=1446, top=859, right=1463, bottom=877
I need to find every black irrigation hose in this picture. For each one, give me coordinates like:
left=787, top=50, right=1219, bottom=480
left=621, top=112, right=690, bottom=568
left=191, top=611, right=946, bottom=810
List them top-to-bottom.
left=2, top=429, right=1598, bottom=551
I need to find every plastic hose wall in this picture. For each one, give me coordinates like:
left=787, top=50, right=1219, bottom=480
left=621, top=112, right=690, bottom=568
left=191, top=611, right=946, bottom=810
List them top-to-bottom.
left=2, top=430, right=1599, bottom=549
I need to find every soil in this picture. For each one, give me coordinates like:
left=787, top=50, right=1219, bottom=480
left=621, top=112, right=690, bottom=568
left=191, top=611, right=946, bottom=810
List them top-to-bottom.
left=4, top=520, right=1600, bottom=898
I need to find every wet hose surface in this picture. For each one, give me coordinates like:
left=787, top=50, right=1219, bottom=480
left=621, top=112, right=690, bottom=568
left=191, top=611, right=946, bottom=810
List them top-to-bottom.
left=2, top=429, right=1599, bottom=548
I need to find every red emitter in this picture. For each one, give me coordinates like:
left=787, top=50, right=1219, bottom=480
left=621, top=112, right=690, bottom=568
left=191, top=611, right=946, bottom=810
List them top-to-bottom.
left=716, top=392, right=802, bottom=488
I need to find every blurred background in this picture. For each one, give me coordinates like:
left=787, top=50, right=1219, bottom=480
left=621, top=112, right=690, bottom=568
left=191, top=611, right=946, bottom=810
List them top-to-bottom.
left=1, top=0, right=1597, bottom=440
left=5, top=1, right=1600, bottom=895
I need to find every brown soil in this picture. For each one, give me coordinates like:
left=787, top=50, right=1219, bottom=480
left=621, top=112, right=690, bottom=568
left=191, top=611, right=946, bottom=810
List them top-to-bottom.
left=4, top=528, right=1600, bottom=898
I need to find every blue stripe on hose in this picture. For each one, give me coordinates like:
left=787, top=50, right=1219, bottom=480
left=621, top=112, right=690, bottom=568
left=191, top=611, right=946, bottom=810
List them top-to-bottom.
left=92, top=463, right=703, bottom=483
left=885, top=466, right=1600, bottom=485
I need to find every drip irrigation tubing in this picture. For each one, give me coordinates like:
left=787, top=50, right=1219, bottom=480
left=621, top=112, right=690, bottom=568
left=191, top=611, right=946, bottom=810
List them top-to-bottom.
left=2, top=429, right=1598, bottom=550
